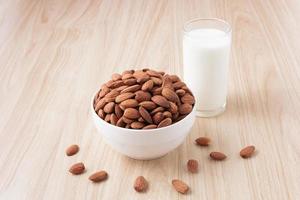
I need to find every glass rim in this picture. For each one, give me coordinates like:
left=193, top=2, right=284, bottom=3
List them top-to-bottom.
left=183, top=18, right=232, bottom=37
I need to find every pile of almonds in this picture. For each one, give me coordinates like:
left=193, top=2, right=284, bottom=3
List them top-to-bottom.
left=93, top=69, right=195, bottom=129
left=66, top=140, right=256, bottom=195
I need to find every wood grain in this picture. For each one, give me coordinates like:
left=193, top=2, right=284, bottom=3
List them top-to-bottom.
left=0, top=0, right=299, bottom=199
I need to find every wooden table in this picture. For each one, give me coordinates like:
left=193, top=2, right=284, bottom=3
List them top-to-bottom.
left=0, top=0, right=299, bottom=199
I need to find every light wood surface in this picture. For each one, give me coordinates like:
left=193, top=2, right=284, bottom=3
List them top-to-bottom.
left=0, top=0, right=299, bottom=199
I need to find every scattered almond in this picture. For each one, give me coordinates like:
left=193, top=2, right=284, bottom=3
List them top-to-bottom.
left=195, top=137, right=211, bottom=146
left=66, top=144, right=79, bottom=156
left=240, top=145, right=255, bottom=158
left=210, top=152, right=227, bottom=161
left=187, top=159, right=198, bottom=173
left=69, top=162, right=85, bottom=175
left=89, top=171, right=108, bottom=182
left=134, top=176, right=148, bottom=192
left=172, top=179, right=189, bottom=194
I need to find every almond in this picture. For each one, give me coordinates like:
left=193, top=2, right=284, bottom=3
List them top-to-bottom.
left=122, top=69, right=134, bottom=75
left=133, top=70, right=146, bottom=78
left=146, top=70, right=162, bottom=78
left=158, top=71, right=165, bottom=75
left=112, top=73, right=122, bottom=81
left=122, top=73, right=133, bottom=80
left=136, top=75, right=150, bottom=84
left=169, top=75, right=180, bottom=82
left=162, top=76, right=173, bottom=90
left=151, top=77, right=162, bottom=85
left=123, top=78, right=137, bottom=85
left=105, top=80, right=114, bottom=87
left=108, top=80, right=124, bottom=89
left=141, top=80, right=154, bottom=91
left=173, top=81, right=186, bottom=90
left=120, top=84, right=141, bottom=93
left=115, top=85, right=128, bottom=92
left=99, top=86, right=110, bottom=98
left=151, top=86, right=163, bottom=95
left=182, top=86, right=193, bottom=94
left=162, top=87, right=180, bottom=103
left=176, top=89, right=186, bottom=97
left=105, top=90, right=119, bottom=98
left=135, top=91, right=151, bottom=102
left=115, top=92, right=135, bottom=103
left=181, top=93, right=195, bottom=105
left=151, top=95, right=170, bottom=108
left=104, top=96, right=116, bottom=103
left=95, top=98, right=106, bottom=111
left=119, top=99, right=139, bottom=109
left=139, top=101, right=157, bottom=110
left=103, top=102, right=115, bottom=113
left=168, top=102, right=178, bottom=114
left=179, top=103, right=192, bottom=115
left=114, top=105, right=123, bottom=118
left=139, top=106, right=153, bottom=124
left=150, top=107, right=165, bottom=115
left=124, top=108, right=140, bottom=119
left=97, top=109, right=105, bottom=119
left=163, top=111, right=172, bottom=118
left=152, top=112, right=164, bottom=125
left=172, top=112, right=179, bottom=121
left=104, top=114, right=111, bottom=122
left=110, top=114, right=118, bottom=125
left=122, top=116, right=134, bottom=124
left=138, top=117, right=145, bottom=122
left=116, top=118, right=126, bottom=127
left=157, top=118, right=172, bottom=128
left=131, top=121, right=145, bottom=129
left=143, top=124, right=157, bottom=129
left=195, top=137, right=210, bottom=146
left=66, top=144, right=79, bottom=156
left=240, top=145, right=255, bottom=158
left=210, top=152, right=227, bottom=161
left=187, top=159, right=198, bottom=173
left=69, top=162, right=85, bottom=175
left=89, top=170, right=108, bottom=182
left=134, top=176, right=148, bottom=192
left=172, top=179, right=189, bottom=194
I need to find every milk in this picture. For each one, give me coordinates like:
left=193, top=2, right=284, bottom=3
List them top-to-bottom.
left=183, top=28, right=231, bottom=116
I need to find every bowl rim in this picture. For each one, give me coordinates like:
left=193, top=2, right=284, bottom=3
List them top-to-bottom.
left=91, top=91, right=196, bottom=133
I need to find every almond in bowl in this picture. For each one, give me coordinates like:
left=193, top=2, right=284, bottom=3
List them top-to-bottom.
left=91, top=69, right=196, bottom=160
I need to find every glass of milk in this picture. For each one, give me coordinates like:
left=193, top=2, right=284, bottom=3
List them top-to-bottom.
left=183, top=18, right=231, bottom=117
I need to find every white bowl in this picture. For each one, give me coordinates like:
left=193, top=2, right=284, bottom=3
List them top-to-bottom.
left=91, top=95, right=196, bottom=160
